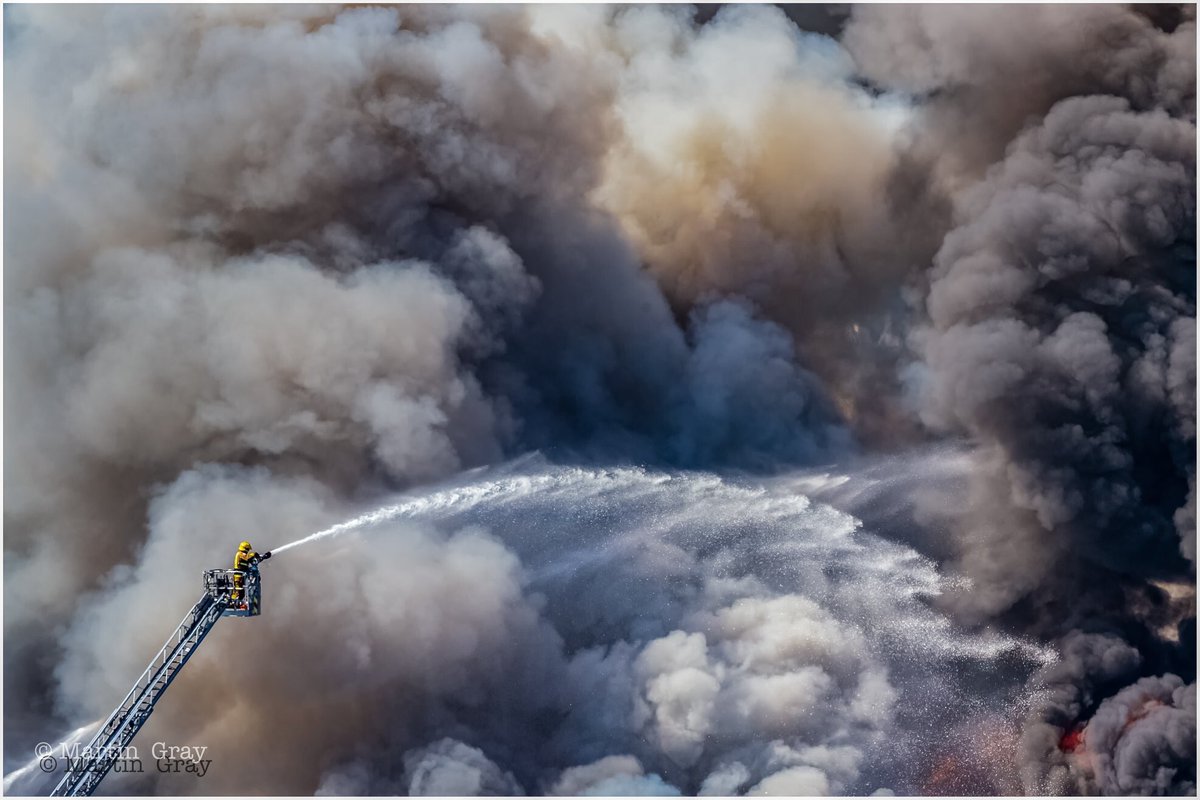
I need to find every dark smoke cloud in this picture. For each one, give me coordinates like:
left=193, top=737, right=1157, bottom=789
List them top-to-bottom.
left=4, top=3, right=1195, bottom=797
left=844, top=3, right=1196, bottom=794
left=843, top=4, right=1196, bottom=185
left=917, top=93, right=1195, bottom=600
left=1019, top=631, right=1145, bottom=795
left=1086, top=674, right=1196, bottom=795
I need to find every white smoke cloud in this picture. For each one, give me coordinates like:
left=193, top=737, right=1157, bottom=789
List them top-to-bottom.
left=8, top=458, right=1048, bottom=795
left=403, top=739, right=525, bottom=797
left=549, top=755, right=677, bottom=797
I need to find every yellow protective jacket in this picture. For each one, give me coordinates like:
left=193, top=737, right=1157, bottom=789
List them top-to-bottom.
left=234, top=549, right=258, bottom=571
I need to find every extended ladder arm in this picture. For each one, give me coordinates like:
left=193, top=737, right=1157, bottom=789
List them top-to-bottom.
left=50, top=591, right=228, bottom=797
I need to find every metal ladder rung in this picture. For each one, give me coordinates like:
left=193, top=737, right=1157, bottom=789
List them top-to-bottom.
left=50, top=593, right=226, bottom=797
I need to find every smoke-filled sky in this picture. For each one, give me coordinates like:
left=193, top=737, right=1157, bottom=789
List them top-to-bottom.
left=3, top=3, right=1195, bottom=797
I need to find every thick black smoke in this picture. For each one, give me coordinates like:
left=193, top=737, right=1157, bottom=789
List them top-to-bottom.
left=4, top=3, right=1196, bottom=796
left=844, top=4, right=1197, bottom=794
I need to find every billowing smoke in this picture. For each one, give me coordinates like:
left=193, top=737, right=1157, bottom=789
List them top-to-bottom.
left=4, top=3, right=1195, bottom=797
left=843, top=3, right=1197, bottom=794
left=16, top=459, right=1049, bottom=795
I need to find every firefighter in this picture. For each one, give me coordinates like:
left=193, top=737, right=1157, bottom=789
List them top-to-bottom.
left=231, top=541, right=271, bottom=607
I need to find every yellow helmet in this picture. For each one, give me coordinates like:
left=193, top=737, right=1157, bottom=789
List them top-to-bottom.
left=239, top=541, right=251, bottom=552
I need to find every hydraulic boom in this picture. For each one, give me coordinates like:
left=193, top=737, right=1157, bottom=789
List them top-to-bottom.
left=50, top=560, right=268, bottom=797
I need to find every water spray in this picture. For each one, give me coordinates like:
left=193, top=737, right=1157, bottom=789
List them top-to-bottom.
left=271, top=472, right=568, bottom=554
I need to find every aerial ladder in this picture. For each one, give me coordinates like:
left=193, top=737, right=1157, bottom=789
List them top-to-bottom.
left=51, top=554, right=270, bottom=797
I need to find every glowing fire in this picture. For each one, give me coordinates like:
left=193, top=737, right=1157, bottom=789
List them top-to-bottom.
left=922, top=717, right=1021, bottom=795
left=1059, top=725, right=1085, bottom=752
